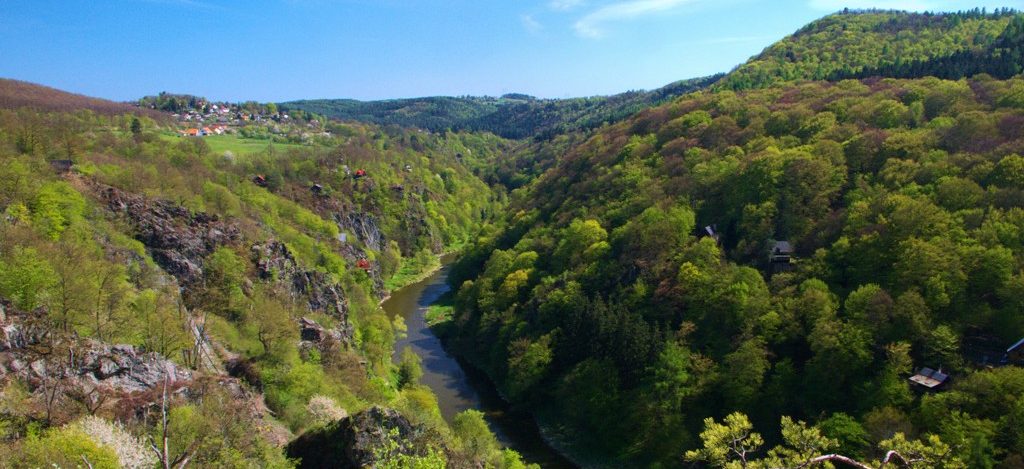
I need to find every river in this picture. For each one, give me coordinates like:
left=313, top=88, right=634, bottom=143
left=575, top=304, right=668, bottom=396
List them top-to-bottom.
left=381, top=259, right=576, bottom=469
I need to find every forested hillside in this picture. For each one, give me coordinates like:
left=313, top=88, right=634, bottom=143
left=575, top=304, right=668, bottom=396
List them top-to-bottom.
left=5, top=7, right=1024, bottom=469
left=722, top=9, right=1021, bottom=90
left=446, top=68, right=1024, bottom=468
left=280, top=75, right=721, bottom=140
left=0, top=79, right=164, bottom=118
left=0, top=85, right=542, bottom=467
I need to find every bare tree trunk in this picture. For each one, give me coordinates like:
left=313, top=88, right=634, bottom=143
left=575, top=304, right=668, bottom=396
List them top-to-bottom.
left=148, top=376, right=198, bottom=469
left=792, top=450, right=916, bottom=469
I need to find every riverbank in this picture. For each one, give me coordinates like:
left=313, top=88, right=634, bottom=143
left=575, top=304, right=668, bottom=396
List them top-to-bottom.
left=378, top=250, right=458, bottom=306
left=381, top=259, right=577, bottom=468
left=425, top=299, right=586, bottom=468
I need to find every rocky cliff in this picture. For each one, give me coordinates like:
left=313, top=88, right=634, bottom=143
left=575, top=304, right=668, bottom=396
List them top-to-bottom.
left=98, top=184, right=240, bottom=286
left=252, top=241, right=355, bottom=346
left=285, top=406, right=436, bottom=469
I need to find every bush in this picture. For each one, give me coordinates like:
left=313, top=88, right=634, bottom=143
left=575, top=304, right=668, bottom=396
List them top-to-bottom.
left=307, top=395, right=348, bottom=426
left=76, top=416, right=157, bottom=469
left=21, top=426, right=120, bottom=469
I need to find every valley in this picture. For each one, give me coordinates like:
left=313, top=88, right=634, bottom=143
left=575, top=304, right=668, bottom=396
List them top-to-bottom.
left=0, top=6, right=1024, bottom=469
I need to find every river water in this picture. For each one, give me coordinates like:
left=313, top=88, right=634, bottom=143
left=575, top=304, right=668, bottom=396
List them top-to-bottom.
left=381, top=260, right=576, bottom=468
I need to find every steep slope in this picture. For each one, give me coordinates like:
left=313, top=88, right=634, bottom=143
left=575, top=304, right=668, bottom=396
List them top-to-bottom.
left=721, top=9, right=1020, bottom=90
left=446, top=72, right=1024, bottom=468
left=280, top=75, right=721, bottom=140
left=0, top=90, right=535, bottom=467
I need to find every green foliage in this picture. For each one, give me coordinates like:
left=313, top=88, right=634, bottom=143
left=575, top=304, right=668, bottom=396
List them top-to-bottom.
left=721, top=10, right=1021, bottom=90
left=450, top=72, right=1024, bottom=466
left=282, top=75, right=721, bottom=140
left=31, top=181, right=86, bottom=239
left=0, top=246, right=55, bottom=311
left=131, top=288, right=189, bottom=357
left=505, top=334, right=553, bottom=398
left=396, top=346, right=424, bottom=389
left=263, top=361, right=333, bottom=430
left=161, top=388, right=294, bottom=468
left=452, top=409, right=501, bottom=463
left=686, top=412, right=964, bottom=469
left=684, top=413, right=764, bottom=468
left=20, top=425, right=120, bottom=469
left=372, top=428, right=447, bottom=469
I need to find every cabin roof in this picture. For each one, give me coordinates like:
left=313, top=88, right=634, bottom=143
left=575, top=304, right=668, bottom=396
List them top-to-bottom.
left=909, top=367, right=949, bottom=388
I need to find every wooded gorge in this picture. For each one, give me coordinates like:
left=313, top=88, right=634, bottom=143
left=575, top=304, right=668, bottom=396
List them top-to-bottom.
left=2, top=8, right=1024, bottom=469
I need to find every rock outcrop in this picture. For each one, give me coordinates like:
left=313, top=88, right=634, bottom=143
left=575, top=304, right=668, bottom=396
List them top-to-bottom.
left=99, top=185, right=240, bottom=285
left=335, top=212, right=384, bottom=252
left=251, top=241, right=354, bottom=346
left=0, top=299, right=191, bottom=396
left=76, top=343, right=192, bottom=393
left=286, top=406, right=433, bottom=469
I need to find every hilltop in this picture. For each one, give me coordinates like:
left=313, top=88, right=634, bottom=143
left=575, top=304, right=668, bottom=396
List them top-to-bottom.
left=722, top=8, right=1022, bottom=89
left=0, top=78, right=162, bottom=118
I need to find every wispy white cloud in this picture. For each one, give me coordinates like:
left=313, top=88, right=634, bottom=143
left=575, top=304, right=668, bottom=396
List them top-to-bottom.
left=549, top=0, right=586, bottom=10
left=574, top=0, right=698, bottom=38
left=807, top=0, right=944, bottom=11
left=521, top=14, right=543, bottom=33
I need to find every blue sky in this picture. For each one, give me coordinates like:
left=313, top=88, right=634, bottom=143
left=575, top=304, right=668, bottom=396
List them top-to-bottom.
left=1, top=0, right=1021, bottom=102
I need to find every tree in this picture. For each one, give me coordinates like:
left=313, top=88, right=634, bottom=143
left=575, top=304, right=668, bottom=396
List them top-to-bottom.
left=30, top=181, right=86, bottom=240
left=0, top=246, right=55, bottom=311
left=200, top=247, right=247, bottom=318
left=132, top=288, right=189, bottom=358
left=247, top=289, right=298, bottom=360
left=505, top=334, right=552, bottom=398
left=722, top=338, right=769, bottom=410
left=396, top=346, right=423, bottom=389
left=452, top=410, right=499, bottom=463
left=684, top=412, right=765, bottom=468
left=686, top=412, right=965, bottom=469
left=21, top=425, right=120, bottom=469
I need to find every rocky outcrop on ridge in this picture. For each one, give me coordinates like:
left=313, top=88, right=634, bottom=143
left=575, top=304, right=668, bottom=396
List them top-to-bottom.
left=99, top=185, right=240, bottom=285
left=0, top=298, right=191, bottom=397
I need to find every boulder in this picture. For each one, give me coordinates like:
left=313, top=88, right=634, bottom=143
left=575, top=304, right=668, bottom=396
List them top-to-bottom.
left=77, top=343, right=192, bottom=393
left=286, top=406, right=431, bottom=469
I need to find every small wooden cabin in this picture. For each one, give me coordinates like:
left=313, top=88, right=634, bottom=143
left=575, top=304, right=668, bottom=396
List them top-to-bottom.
left=768, top=240, right=794, bottom=264
left=909, top=367, right=949, bottom=390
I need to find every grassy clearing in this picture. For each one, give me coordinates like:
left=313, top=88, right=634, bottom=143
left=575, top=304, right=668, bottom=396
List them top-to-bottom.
left=160, top=132, right=313, bottom=156
left=383, top=251, right=442, bottom=292
left=424, top=302, right=454, bottom=327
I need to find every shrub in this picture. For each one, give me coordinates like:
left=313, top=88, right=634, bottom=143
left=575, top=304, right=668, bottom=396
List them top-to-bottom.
left=76, top=416, right=157, bottom=469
